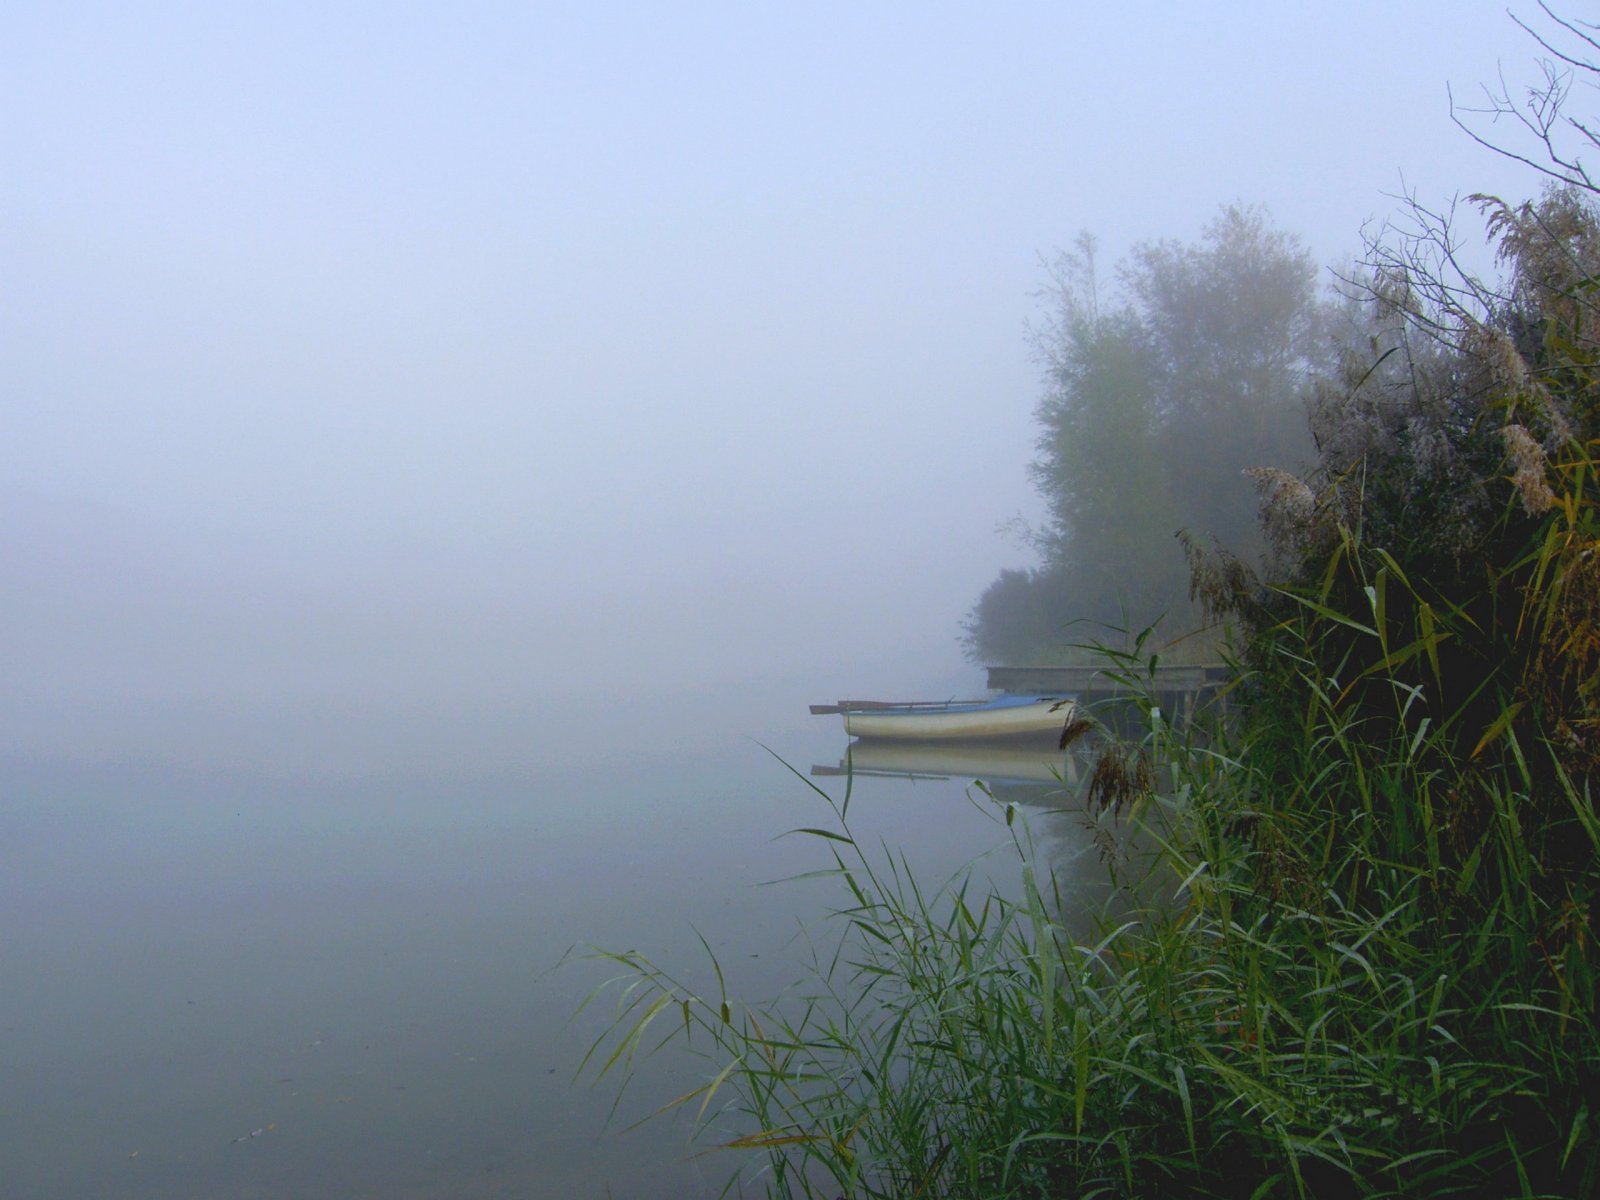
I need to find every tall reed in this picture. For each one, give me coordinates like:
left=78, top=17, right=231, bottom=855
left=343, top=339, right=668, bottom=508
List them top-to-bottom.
left=580, top=604, right=1596, bottom=1196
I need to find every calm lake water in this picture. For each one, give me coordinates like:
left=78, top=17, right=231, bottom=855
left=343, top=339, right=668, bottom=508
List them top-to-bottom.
left=2, top=711, right=1110, bottom=1199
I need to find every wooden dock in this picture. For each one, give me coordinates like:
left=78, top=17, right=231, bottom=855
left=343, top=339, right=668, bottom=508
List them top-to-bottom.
left=986, top=663, right=1229, bottom=722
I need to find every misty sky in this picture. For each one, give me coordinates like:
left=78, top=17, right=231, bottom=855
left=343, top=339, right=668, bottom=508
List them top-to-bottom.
left=1, top=2, right=1554, bottom=778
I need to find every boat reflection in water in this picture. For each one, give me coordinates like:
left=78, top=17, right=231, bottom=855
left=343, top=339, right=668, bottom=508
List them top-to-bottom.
left=811, top=733, right=1145, bottom=942
left=812, top=738, right=1081, bottom=792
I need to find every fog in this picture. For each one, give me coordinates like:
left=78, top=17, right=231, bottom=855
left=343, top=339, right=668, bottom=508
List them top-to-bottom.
left=3, top=2, right=1544, bottom=783
left=0, top=6, right=1566, bottom=1194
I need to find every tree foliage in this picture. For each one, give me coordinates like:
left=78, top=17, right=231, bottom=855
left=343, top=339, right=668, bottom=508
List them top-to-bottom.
left=1205, top=180, right=1600, bottom=790
left=965, top=208, right=1327, bottom=663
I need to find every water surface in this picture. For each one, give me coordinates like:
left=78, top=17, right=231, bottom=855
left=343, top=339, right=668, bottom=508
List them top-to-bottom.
left=3, top=721, right=1105, bottom=1198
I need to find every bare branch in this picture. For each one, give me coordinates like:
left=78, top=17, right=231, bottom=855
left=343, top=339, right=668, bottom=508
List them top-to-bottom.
left=1529, top=0, right=1600, bottom=60
left=1448, top=6, right=1600, bottom=194
left=1512, top=7, right=1600, bottom=74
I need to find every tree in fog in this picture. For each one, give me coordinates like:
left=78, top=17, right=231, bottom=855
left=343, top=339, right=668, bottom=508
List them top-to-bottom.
left=966, top=207, right=1328, bottom=663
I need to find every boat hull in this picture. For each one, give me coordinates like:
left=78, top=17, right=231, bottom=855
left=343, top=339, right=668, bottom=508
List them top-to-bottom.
left=838, top=696, right=1074, bottom=741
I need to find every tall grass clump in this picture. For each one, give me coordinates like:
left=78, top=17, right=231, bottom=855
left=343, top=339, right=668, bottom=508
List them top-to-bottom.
left=578, top=194, right=1600, bottom=1198
left=580, top=637, right=1593, bottom=1196
left=578, top=719, right=1277, bottom=1199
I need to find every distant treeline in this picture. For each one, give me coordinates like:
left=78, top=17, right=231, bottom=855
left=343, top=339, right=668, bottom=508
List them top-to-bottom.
left=964, top=205, right=1327, bottom=664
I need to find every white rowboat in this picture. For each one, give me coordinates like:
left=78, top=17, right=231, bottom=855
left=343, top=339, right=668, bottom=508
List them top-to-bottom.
left=809, top=695, right=1075, bottom=741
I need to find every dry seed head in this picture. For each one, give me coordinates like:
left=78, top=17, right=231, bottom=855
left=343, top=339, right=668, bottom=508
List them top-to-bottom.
left=1464, top=322, right=1530, bottom=393
left=1502, top=424, right=1557, bottom=516
left=1245, top=466, right=1326, bottom=559
left=1246, top=467, right=1315, bottom=523
left=1183, top=534, right=1258, bottom=622
left=1058, top=714, right=1094, bottom=750
left=1086, top=743, right=1154, bottom=817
